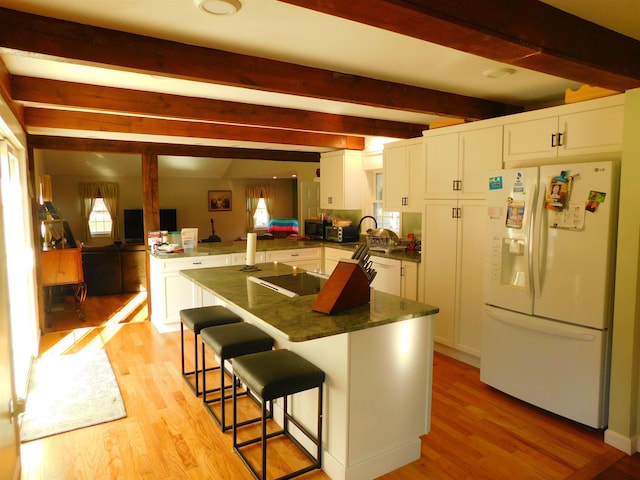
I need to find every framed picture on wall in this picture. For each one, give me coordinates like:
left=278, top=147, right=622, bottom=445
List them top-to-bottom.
left=208, top=190, right=232, bottom=211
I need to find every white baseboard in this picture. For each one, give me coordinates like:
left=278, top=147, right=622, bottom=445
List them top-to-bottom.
left=434, top=343, right=480, bottom=368
left=604, top=428, right=639, bottom=455
left=332, top=438, right=421, bottom=480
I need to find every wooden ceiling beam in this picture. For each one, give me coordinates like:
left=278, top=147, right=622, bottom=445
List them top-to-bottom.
left=278, top=0, right=640, bottom=92
left=0, top=7, right=518, bottom=121
left=0, top=56, right=23, bottom=125
left=11, top=76, right=428, bottom=138
left=23, top=107, right=365, bottom=150
left=27, top=135, right=321, bottom=162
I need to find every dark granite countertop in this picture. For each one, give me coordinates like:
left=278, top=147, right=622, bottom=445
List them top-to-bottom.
left=152, top=238, right=421, bottom=263
left=151, top=239, right=324, bottom=258
left=323, top=242, right=421, bottom=263
left=180, top=262, right=438, bottom=342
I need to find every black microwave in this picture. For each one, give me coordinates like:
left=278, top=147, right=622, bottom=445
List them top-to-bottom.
left=304, top=219, right=330, bottom=240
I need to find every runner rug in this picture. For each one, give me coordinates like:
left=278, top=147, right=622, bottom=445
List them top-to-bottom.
left=20, top=349, right=126, bottom=442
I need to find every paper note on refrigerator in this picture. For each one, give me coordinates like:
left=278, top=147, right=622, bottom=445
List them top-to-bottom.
left=549, top=202, right=585, bottom=230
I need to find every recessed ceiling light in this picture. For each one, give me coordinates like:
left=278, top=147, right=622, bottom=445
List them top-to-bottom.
left=194, top=0, right=241, bottom=16
left=483, top=68, right=516, bottom=79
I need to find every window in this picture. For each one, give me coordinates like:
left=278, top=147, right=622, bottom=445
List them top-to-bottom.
left=372, top=171, right=400, bottom=232
left=247, top=185, right=273, bottom=231
left=88, top=197, right=113, bottom=235
left=253, top=197, right=270, bottom=229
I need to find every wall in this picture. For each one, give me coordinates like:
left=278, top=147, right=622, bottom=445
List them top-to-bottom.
left=606, top=88, right=640, bottom=453
left=42, top=155, right=318, bottom=244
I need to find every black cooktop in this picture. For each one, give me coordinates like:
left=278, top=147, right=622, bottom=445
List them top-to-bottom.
left=250, top=272, right=326, bottom=296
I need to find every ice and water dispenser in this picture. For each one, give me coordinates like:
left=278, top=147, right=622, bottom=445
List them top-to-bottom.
left=489, top=236, right=526, bottom=288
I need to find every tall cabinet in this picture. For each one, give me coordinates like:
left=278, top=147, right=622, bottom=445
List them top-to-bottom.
left=422, top=125, right=503, bottom=361
left=383, top=137, right=424, bottom=212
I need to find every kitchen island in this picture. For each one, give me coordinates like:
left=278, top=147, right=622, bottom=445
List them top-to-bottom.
left=181, top=262, right=437, bottom=480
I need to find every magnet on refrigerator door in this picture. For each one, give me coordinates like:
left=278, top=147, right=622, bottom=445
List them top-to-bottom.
left=513, top=171, right=525, bottom=193
left=489, top=176, right=503, bottom=190
left=546, top=177, right=570, bottom=211
left=586, top=190, right=606, bottom=213
left=506, top=201, right=525, bottom=229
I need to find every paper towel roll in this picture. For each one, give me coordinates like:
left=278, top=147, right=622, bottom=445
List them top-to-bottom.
left=246, top=233, right=257, bottom=266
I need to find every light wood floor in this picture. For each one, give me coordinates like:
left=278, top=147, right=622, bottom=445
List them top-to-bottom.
left=20, top=295, right=640, bottom=479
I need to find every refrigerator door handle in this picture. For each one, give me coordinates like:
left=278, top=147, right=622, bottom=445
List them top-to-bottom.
left=532, top=182, right=546, bottom=298
left=485, top=309, right=596, bottom=341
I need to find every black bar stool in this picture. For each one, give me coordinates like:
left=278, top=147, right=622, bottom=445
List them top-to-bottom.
left=180, top=305, right=241, bottom=396
left=200, top=322, right=275, bottom=431
left=232, top=349, right=325, bottom=480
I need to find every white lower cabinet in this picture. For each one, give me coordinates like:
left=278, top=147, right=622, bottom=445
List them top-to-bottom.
left=423, top=200, right=485, bottom=358
left=265, top=247, right=322, bottom=271
left=323, top=247, right=350, bottom=275
left=324, top=247, right=418, bottom=299
left=230, top=251, right=266, bottom=266
left=149, top=254, right=230, bottom=332
left=369, top=256, right=402, bottom=296
left=400, top=261, right=419, bottom=301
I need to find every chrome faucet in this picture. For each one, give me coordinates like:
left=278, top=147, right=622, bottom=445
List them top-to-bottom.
left=358, top=216, right=378, bottom=233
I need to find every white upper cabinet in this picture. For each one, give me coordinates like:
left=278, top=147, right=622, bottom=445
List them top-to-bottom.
left=503, top=98, right=624, bottom=163
left=424, top=125, right=503, bottom=199
left=383, top=138, right=425, bottom=212
left=320, top=150, right=363, bottom=210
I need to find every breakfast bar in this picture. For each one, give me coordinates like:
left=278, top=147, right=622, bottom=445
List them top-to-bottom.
left=181, top=262, right=438, bottom=480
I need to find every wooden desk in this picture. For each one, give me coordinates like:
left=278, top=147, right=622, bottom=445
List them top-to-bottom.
left=41, top=248, right=86, bottom=324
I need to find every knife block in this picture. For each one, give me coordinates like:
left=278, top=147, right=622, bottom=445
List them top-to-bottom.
left=311, top=260, right=370, bottom=314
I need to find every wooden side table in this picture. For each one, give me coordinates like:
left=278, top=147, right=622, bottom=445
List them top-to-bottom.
left=41, top=247, right=87, bottom=325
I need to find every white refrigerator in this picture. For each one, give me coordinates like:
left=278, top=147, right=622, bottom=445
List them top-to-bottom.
left=481, top=160, right=618, bottom=429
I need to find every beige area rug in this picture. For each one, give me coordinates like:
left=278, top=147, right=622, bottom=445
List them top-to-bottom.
left=20, top=349, right=126, bottom=442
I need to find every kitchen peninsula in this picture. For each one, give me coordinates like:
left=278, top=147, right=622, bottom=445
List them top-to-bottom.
left=181, top=262, right=437, bottom=480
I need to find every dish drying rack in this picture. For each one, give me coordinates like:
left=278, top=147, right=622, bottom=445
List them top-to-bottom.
left=366, top=235, right=409, bottom=253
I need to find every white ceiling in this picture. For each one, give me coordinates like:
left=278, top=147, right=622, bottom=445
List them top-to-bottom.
left=1, top=0, right=639, bottom=175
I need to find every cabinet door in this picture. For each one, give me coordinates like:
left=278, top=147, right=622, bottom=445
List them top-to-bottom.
left=559, top=105, right=624, bottom=157
left=503, top=116, right=558, bottom=162
left=459, top=126, right=503, bottom=198
left=424, top=134, right=459, bottom=199
left=406, top=142, right=425, bottom=210
left=383, top=145, right=409, bottom=210
left=320, top=154, right=344, bottom=208
left=422, top=200, right=458, bottom=346
left=455, top=200, right=486, bottom=357
left=324, top=247, right=348, bottom=275
left=266, top=248, right=321, bottom=271
left=230, top=251, right=265, bottom=266
left=370, top=256, right=401, bottom=296
left=400, top=261, right=418, bottom=301
left=162, top=272, right=199, bottom=325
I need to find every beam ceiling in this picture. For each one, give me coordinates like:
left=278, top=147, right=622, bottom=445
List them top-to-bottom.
left=279, top=0, right=640, bottom=92
left=0, top=1, right=638, bottom=159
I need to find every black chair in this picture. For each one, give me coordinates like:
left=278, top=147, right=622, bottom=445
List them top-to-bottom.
left=179, top=305, right=241, bottom=396
left=200, top=322, right=274, bottom=431
left=232, top=349, right=325, bottom=480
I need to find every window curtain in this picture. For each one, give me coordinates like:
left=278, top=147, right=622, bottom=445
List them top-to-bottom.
left=78, top=182, right=120, bottom=241
left=79, top=182, right=99, bottom=243
left=99, top=182, right=120, bottom=240
left=246, top=184, right=274, bottom=231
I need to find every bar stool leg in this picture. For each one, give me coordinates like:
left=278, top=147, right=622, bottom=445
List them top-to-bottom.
left=180, top=322, right=186, bottom=377
left=261, top=400, right=268, bottom=479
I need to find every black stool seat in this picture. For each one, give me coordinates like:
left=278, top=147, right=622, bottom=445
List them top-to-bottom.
left=180, top=305, right=242, bottom=396
left=181, top=305, right=241, bottom=333
left=201, top=322, right=275, bottom=431
left=201, top=322, right=274, bottom=359
left=232, top=349, right=325, bottom=480
left=233, top=349, right=325, bottom=401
